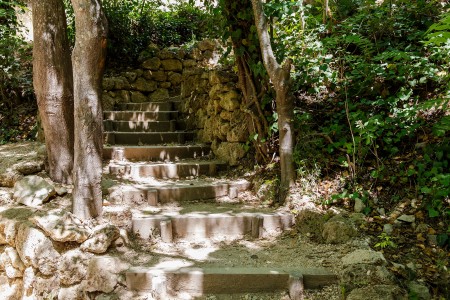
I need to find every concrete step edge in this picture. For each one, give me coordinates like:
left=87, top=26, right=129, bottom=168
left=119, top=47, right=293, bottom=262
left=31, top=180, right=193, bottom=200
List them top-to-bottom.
left=126, top=266, right=338, bottom=296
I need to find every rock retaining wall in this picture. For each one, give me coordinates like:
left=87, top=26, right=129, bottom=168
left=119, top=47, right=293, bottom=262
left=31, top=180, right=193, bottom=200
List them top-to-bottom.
left=102, top=40, right=248, bottom=165
left=0, top=178, right=132, bottom=299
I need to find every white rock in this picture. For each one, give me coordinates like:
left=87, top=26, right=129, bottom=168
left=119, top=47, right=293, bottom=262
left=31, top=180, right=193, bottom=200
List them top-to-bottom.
left=13, top=176, right=56, bottom=207
left=31, top=209, right=91, bottom=243
left=15, top=223, right=60, bottom=275
left=80, top=224, right=120, bottom=254
left=0, top=247, right=25, bottom=278
left=58, top=249, right=93, bottom=285
left=342, top=249, right=387, bottom=266
left=83, top=256, right=129, bottom=293
left=32, top=274, right=60, bottom=300
left=0, top=275, right=23, bottom=300
left=58, top=284, right=89, bottom=300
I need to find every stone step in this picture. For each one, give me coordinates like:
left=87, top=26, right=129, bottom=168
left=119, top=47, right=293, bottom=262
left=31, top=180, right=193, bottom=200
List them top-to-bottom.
left=116, top=101, right=175, bottom=112
left=104, top=111, right=178, bottom=122
left=103, top=120, right=187, bottom=132
left=104, top=131, right=195, bottom=145
left=103, top=145, right=211, bottom=161
left=108, top=160, right=225, bottom=179
left=107, top=179, right=250, bottom=206
left=132, top=210, right=294, bottom=241
left=126, top=266, right=338, bottom=298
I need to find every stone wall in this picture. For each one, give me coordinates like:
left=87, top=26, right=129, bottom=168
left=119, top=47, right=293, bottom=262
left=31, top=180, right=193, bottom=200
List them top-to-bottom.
left=102, top=40, right=248, bottom=165
left=0, top=176, right=132, bottom=299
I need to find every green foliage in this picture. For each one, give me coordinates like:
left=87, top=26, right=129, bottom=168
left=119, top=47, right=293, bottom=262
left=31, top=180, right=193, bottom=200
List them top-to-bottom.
left=0, top=0, right=33, bottom=107
left=65, top=0, right=211, bottom=67
left=409, top=143, right=450, bottom=219
left=374, top=232, right=397, bottom=249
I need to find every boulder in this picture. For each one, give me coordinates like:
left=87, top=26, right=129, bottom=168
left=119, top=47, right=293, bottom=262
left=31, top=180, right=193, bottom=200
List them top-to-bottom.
left=158, top=48, right=177, bottom=60
left=142, top=57, right=161, bottom=70
left=161, top=59, right=183, bottom=71
left=183, top=59, right=197, bottom=68
left=209, top=69, right=233, bottom=84
left=144, top=70, right=167, bottom=82
left=123, top=71, right=138, bottom=83
left=168, top=72, right=182, bottom=85
left=112, top=76, right=130, bottom=90
left=102, top=78, right=115, bottom=90
left=131, top=78, right=157, bottom=92
left=149, top=88, right=169, bottom=101
left=219, top=90, right=240, bottom=111
left=130, top=91, right=148, bottom=103
left=213, top=142, right=246, bottom=166
left=13, top=161, right=44, bottom=176
left=13, top=175, right=56, bottom=207
left=354, top=198, right=365, bottom=213
left=102, top=206, right=132, bottom=229
left=30, top=209, right=91, bottom=243
left=322, top=215, right=357, bottom=244
left=15, top=223, right=60, bottom=275
left=80, top=224, right=120, bottom=254
left=58, top=249, right=93, bottom=285
left=342, top=249, right=387, bottom=266
left=82, top=256, right=129, bottom=293
left=341, top=263, right=395, bottom=291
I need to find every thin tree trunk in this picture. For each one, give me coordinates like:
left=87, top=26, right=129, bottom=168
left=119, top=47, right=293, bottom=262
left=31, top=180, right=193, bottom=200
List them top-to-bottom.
left=32, top=0, right=74, bottom=184
left=71, top=0, right=107, bottom=219
left=251, top=0, right=296, bottom=203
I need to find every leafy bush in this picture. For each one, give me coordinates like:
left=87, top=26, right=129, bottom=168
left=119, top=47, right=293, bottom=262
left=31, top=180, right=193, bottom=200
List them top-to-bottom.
left=0, top=0, right=35, bottom=143
left=65, top=0, right=211, bottom=67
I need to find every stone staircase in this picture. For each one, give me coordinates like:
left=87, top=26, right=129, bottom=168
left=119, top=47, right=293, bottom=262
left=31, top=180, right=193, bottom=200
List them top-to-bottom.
left=102, top=97, right=338, bottom=299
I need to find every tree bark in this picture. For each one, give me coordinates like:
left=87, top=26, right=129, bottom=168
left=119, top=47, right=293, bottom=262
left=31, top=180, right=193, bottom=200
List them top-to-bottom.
left=32, top=0, right=74, bottom=184
left=71, top=0, right=107, bottom=219
left=251, top=0, right=296, bottom=203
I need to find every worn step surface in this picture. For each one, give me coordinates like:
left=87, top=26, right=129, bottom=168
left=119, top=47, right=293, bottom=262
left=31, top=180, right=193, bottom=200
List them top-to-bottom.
left=116, top=101, right=177, bottom=112
left=104, top=111, right=178, bottom=122
left=103, top=120, right=187, bottom=132
left=104, top=131, right=195, bottom=145
left=103, top=145, right=211, bottom=161
left=109, top=160, right=225, bottom=179
left=108, top=179, right=250, bottom=205
left=132, top=209, right=294, bottom=240
left=126, top=266, right=338, bottom=298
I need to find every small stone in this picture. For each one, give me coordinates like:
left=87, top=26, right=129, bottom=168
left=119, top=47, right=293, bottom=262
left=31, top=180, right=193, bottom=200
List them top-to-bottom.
left=142, top=57, right=161, bottom=70
left=161, top=59, right=183, bottom=71
left=131, top=77, right=157, bottom=92
left=149, top=88, right=169, bottom=101
left=130, top=91, right=148, bottom=103
left=13, top=161, right=44, bottom=175
left=13, top=175, right=56, bottom=207
left=54, top=186, right=68, bottom=196
left=354, top=198, right=365, bottom=213
left=377, top=208, right=385, bottom=216
left=31, top=209, right=91, bottom=243
left=397, top=214, right=415, bottom=223
left=322, top=216, right=357, bottom=244
left=15, top=223, right=60, bottom=275
left=415, top=223, right=428, bottom=233
left=80, top=224, right=120, bottom=254
left=383, top=224, right=393, bottom=235
left=427, top=235, right=437, bottom=246
left=58, top=249, right=93, bottom=285
left=342, top=249, right=387, bottom=266
left=82, top=256, right=129, bottom=293
left=407, top=281, right=431, bottom=300
left=346, top=284, right=406, bottom=300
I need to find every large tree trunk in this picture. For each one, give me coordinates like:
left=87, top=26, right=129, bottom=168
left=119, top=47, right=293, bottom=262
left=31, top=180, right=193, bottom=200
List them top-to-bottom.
left=32, top=0, right=74, bottom=184
left=71, top=0, right=107, bottom=219
left=251, top=0, right=296, bottom=203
